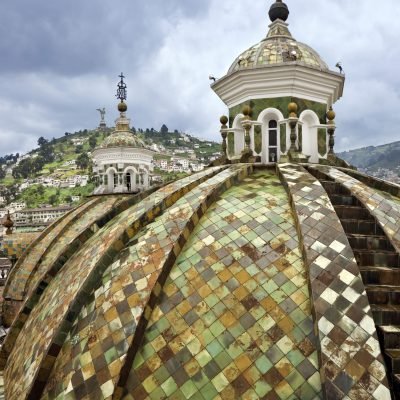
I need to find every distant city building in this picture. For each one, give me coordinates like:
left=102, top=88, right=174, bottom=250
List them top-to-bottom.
left=7, top=202, right=26, bottom=212
left=15, top=205, right=72, bottom=224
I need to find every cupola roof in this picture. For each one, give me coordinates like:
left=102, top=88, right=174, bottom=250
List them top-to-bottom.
left=228, top=1, right=329, bottom=74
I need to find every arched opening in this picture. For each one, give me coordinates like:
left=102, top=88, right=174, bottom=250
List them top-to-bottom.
left=258, top=108, right=284, bottom=163
left=299, top=110, right=319, bottom=163
left=232, top=114, right=245, bottom=156
left=268, top=120, right=278, bottom=162
left=106, top=167, right=118, bottom=193
left=123, top=167, right=138, bottom=192
left=126, top=173, right=132, bottom=192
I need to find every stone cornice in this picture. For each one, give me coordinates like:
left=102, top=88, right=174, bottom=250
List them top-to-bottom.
left=212, top=63, right=345, bottom=107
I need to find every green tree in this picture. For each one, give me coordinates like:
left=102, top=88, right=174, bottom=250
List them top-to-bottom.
left=160, top=124, right=169, bottom=134
left=88, top=136, right=97, bottom=149
left=38, top=137, right=48, bottom=147
left=38, top=143, right=55, bottom=163
left=75, top=145, right=83, bottom=154
left=76, top=153, right=90, bottom=169
left=32, top=156, right=45, bottom=173
left=12, top=158, right=35, bottom=179
left=5, top=184, right=18, bottom=203
left=36, top=185, right=45, bottom=196
left=49, top=194, right=58, bottom=206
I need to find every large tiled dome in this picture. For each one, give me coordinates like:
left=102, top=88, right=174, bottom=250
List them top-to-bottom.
left=0, top=164, right=399, bottom=399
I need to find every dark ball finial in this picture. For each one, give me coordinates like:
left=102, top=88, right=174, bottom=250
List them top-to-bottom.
left=269, top=0, right=289, bottom=22
left=118, top=101, right=127, bottom=113
left=220, top=115, right=228, bottom=126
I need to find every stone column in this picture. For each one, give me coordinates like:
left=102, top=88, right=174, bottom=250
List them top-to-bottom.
left=287, top=102, right=309, bottom=163
left=288, top=102, right=298, bottom=153
left=240, top=105, right=254, bottom=162
left=327, top=107, right=336, bottom=156
left=220, top=115, right=229, bottom=160
left=144, top=172, right=149, bottom=188
left=131, top=173, right=137, bottom=190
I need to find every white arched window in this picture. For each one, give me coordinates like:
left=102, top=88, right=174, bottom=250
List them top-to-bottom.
left=257, top=108, right=284, bottom=164
left=299, top=110, right=320, bottom=163
left=268, top=120, right=278, bottom=162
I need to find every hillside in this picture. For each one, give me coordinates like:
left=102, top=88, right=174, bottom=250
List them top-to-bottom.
left=0, top=126, right=221, bottom=208
left=337, top=141, right=400, bottom=182
left=338, top=141, right=400, bottom=170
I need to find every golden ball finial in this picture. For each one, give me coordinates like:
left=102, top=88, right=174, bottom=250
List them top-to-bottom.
left=118, top=101, right=127, bottom=113
left=288, top=102, right=298, bottom=114
left=242, top=105, right=252, bottom=117
left=326, top=107, right=336, bottom=121
left=220, top=115, right=228, bottom=126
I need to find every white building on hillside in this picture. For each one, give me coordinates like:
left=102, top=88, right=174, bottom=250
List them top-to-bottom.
left=15, top=205, right=72, bottom=224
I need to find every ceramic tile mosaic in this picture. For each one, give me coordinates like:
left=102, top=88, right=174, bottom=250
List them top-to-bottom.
left=229, top=21, right=328, bottom=74
left=278, top=163, right=391, bottom=399
left=39, top=165, right=251, bottom=400
left=311, top=165, right=400, bottom=254
left=2, top=166, right=225, bottom=400
left=337, top=167, right=400, bottom=200
left=122, top=169, right=322, bottom=400
left=3, top=190, right=158, bottom=324
left=24, top=195, right=132, bottom=297
left=3, top=197, right=100, bottom=302
left=1, top=198, right=103, bottom=328
left=0, top=233, right=39, bottom=261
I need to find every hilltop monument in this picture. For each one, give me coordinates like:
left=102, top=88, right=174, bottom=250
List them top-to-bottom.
left=96, top=107, right=107, bottom=130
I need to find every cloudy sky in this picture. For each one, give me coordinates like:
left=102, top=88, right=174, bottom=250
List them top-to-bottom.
left=0, top=0, right=399, bottom=155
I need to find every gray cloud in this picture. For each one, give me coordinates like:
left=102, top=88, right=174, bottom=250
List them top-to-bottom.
left=0, top=0, right=399, bottom=155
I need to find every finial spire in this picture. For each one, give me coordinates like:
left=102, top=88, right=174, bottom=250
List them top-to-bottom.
left=269, top=0, right=289, bottom=22
left=116, top=73, right=127, bottom=103
left=116, top=73, right=128, bottom=113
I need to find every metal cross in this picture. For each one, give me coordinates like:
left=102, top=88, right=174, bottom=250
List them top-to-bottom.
left=116, top=73, right=127, bottom=101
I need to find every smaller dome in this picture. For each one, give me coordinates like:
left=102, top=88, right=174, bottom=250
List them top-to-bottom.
left=269, top=0, right=289, bottom=22
left=228, top=21, right=329, bottom=74
left=100, top=131, right=145, bottom=149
